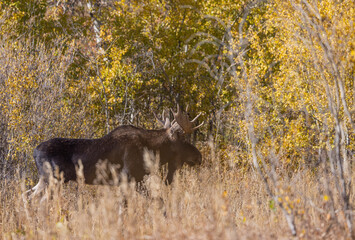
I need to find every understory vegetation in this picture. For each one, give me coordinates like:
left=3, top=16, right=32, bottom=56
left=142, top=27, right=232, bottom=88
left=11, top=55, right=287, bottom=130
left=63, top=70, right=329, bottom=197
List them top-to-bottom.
left=0, top=0, right=354, bottom=239
left=2, top=152, right=354, bottom=239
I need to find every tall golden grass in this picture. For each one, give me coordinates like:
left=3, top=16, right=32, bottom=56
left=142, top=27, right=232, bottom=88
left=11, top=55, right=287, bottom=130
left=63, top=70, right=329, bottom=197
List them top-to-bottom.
left=0, top=147, right=351, bottom=240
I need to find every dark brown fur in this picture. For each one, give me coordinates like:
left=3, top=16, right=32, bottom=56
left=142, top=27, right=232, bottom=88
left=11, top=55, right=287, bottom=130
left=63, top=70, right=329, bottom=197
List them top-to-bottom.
left=34, top=125, right=202, bottom=185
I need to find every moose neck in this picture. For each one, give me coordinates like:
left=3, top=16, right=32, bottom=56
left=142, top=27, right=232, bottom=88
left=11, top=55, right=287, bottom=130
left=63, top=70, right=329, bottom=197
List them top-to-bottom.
left=140, top=128, right=173, bottom=149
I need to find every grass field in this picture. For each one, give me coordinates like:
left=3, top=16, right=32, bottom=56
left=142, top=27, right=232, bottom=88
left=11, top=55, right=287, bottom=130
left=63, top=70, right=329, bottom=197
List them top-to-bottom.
left=1, top=147, right=351, bottom=240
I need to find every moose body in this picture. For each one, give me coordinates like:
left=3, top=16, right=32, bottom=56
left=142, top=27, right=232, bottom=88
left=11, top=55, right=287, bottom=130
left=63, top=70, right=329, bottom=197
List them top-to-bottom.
left=26, top=107, right=203, bottom=199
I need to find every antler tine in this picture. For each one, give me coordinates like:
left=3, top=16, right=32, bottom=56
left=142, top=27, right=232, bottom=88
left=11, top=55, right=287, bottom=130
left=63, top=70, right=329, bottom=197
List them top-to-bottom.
left=168, top=104, right=205, bottom=136
left=171, top=104, right=183, bottom=119
left=185, top=104, right=189, bottom=113
left=170, top=106, right=177, bottom=117
left=154, top=109, right=172, bottom=129
left=153, top=111, right=165, bottom=126
left=191, top=112, right=202, bottom=122
left=164, top=117, right=171, bottom=129
left=192, top=121, right=204, bottom=130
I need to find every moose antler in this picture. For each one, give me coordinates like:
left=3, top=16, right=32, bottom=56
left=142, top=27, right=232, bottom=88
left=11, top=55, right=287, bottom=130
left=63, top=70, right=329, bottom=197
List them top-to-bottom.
left=170, top=104, right=204, bottom=134
left=153, top=110, right=171, bottom=129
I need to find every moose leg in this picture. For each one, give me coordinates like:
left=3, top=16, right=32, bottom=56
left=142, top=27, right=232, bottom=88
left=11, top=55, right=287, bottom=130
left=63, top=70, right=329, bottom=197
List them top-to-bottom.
left=123, top=146, right=147, bottom=183
left=23, top=161, right=57, bottom=202
left=166, top=162, right=182, bottom=184
left=166, top=171, right=174, bottom=185
left=22, top=177, right=47, bottom=202
left=29, top=177, right=47, bottom=199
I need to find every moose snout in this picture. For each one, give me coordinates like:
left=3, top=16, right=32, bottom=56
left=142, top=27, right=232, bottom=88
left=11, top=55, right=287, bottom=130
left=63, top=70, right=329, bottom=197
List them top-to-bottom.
left=186, top=152, right=202, bottom=166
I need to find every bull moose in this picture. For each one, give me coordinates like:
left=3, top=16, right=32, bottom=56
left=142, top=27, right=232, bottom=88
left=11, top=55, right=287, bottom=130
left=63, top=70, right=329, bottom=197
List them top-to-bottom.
left=25, top=106, right=203, bottom=199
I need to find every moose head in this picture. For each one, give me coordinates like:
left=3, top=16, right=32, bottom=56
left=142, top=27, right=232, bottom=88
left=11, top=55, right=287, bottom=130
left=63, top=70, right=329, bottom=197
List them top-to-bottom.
left=25, top=105, right=203, bottom=199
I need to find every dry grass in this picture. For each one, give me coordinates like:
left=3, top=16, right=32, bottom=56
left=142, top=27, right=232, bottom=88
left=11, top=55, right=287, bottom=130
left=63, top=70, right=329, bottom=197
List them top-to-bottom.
left=0, top=148, right=352, bottom=240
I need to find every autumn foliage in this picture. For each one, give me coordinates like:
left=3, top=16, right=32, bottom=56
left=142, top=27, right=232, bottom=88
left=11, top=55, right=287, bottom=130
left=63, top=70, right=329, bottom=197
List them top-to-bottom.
left=0, top=0, right=354, bottom=239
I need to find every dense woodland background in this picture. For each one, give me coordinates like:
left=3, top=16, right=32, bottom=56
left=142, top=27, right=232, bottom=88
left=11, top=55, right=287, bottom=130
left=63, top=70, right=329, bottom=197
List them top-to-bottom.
left=0, top=0, right=354, bottom=239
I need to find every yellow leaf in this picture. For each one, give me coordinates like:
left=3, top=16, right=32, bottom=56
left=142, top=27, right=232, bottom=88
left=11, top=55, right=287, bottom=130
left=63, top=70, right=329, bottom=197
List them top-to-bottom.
left=223, top=190, right=227, bottom=198
left=323, top=195, right=329, bottom=201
